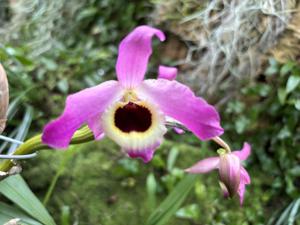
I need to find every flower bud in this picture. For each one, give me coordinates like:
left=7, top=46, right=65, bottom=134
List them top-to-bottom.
left=0, top=64, right=8, bottom=134
left=219, top=153, right=241, bottom=197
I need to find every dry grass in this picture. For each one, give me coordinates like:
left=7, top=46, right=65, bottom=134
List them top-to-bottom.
left=0, top=0, right=83, bottom=57
left=152, top=0, right=298, bottom=97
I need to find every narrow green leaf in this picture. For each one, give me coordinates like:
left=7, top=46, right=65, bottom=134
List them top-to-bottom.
left=286, top=75, right=300, bottom=94
left=278, top=88, right=287, bottom=105
left=294, top=100, right=300, bottom=111
left=8, top=106, right=33, bottom=154
left=167, top=148, right=179, bottom=171
left=146, top=173, right=157, bottom=210
left=146, top=174, right=197, bottom=225
left=0, top=175, right=56, bottom=225
left=288, top=199, right=300, bottom=225
left=275, top=201, right=295, bottom=225
left=0, top=202, right=42, bottom=225
left=60, top=206, right=71, bottom=225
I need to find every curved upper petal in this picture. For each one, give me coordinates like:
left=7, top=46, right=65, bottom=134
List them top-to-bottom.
left=116, top=26, right=165, bottom=88
left=158, top=65, right=178, bottom=80
left=137, top=79, right=224, bottom=140
left=42, top=81, right=122, bottom=149
left=233, top=142, right=251, bottom=161
left=185, top=157, right=220, bottom=174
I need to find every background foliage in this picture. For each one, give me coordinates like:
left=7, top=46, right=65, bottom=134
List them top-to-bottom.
left=0, top=0, right=299, bottom=224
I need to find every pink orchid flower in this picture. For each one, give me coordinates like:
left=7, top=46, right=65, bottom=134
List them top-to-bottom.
left=42, top=25, right=224, bottom=163
left=186, top=142, right=251, bottom=205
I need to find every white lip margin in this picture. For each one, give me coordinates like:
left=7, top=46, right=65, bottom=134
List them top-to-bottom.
left=101, top=99, right=167, bottom=151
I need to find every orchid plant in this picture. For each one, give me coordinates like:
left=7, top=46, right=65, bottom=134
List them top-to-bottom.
left=0, top=25, right=251, bottom=205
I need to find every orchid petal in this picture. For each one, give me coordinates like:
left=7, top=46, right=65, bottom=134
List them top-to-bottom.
left=116, top=26, right=165, bottom=88
left=158, top=65, right=178, bottom=80
left=137, top=79, right=224, bottom=140
left=42, top=81, right=122, bottom=148
left=87, top=115, right=105, bottom=140
left=173, top=127, right=185, bottom=134
left=125, top=142, right=161, bottom=163
left=233, top=142, right=251, bottom=161
left=185, top=157, right=219, bottom=173
left=238, top=167, right=250, bottom=205
left=241, top=167, right=251, bottom=184
left=238, top=182, right=246, bottom=205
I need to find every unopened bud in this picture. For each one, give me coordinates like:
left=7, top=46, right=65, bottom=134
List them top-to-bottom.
left=0, top=64, right=8, bottom=134
left=219, top=153, right=241, bottom=197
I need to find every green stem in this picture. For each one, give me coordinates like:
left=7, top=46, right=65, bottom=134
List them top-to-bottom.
left=0, top=126, right=94, bottom=172
left=212, top=136, right=231, bottom=153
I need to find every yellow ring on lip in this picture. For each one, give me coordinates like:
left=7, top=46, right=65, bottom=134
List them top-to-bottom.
left=101, top=100, right=167, bottom=151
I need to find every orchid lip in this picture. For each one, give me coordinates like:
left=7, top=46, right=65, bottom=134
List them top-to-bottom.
left=101, top=98, right=167, bottom=151
left=114, top=102, right=152, bottom=133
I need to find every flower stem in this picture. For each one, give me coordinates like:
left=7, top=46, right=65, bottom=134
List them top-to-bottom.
left=0, top=126, right=94, bottom=173
left=212, top=137, right=231, bottom=153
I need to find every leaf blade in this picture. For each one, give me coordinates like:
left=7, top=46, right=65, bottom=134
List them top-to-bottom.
left=146, top=174, right=197, bottom=225
left=0, top=175, right=56, bottom=225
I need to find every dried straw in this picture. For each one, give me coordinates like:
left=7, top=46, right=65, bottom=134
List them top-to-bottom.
left=152, top=0, right=298, bottom=97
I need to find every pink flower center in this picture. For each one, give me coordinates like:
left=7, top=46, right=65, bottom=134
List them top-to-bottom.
left=114, top=102, right=152, bottom=133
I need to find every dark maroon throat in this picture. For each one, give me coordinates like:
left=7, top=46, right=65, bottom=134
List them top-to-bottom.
left=114, top=102, right=152, bottom=133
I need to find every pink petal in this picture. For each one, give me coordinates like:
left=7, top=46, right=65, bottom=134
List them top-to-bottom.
left=116, top=26, right=165, bottom=88
left=158, top=65, right=178, bottom=80
left=137, top=79, right=224, bottom=140
left=42, top=81, right=122, bottom=149
left=87, top=115, right=105, bottom=140
left=173, top=127, right=185, bottom=134
left=125, top=142, right=161, bottom=163
left=233, top=142, right=251, bottom=161
left=185, top=157, right=219, bottom=173
left=241, top=167, right=251, bottom=184
left=238, top=168, right=250, bottom=205
left=238, top=182, right=246, bottom=205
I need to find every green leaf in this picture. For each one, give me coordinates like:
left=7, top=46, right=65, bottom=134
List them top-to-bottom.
left=76, top=7, right=98, bottom=21
left=280, top=62, right=296, bottom=76
left=286, top=75, right=300, bottom=94
left=57, top=79, right=69, bottom=94
left=278, top=88, right=287, bottom=105
left=295, top=100, right=300, bottom=111
left=8, top=106, right=33, bottom=154
left=167, top=148, right=179, bottom=171
left=146, top=173, right=157, bottom=210
left=146, top=174, right=197, bottom=225
left=0, top=175, right=56, bottom=225
left=288, top=199, right=300, bottom=225
left=0, top=202, right=42, bottom=225
left=176, top=204, right=200, bottom=220
left=60, top=206, right=71, bottom=225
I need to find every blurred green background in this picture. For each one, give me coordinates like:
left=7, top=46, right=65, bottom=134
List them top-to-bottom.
left=0, top=0, right=300, bottom=224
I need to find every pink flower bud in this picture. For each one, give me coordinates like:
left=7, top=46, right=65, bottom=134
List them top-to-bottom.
left=219, top=153, right=241, bottom=197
